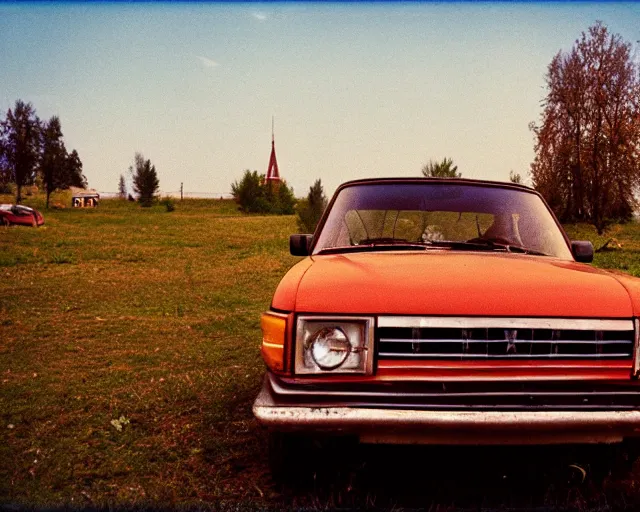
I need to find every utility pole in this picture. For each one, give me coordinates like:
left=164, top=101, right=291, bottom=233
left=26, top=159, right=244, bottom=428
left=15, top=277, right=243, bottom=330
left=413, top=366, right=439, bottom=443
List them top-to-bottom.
left=180, top=182, right=183, bottom=201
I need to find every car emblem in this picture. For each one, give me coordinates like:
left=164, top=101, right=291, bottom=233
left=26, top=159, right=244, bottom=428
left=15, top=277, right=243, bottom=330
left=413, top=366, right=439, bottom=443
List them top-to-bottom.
left=411, top=327, right=421, bottom=354
left=505, top=329, right=518, bottom=354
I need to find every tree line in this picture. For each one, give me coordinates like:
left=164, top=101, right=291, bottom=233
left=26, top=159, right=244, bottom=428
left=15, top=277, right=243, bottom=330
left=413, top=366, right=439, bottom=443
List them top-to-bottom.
left=0, top=100, right=86, bottom=207
left=231, top=171, right=328, bottom=232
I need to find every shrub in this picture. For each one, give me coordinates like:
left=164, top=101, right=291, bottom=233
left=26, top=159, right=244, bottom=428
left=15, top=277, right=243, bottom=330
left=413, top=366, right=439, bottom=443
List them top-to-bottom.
left=231, top=170, right=296, bottom=214
left=231, top=170, right=264, bottom=212
left=0, top=181, right=13, bottom=195
left=161, top=196, right=175, bottom=212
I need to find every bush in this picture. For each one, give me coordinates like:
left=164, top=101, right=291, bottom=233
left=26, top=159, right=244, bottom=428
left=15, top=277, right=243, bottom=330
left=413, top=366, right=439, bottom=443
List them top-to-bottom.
left=231, top=170, right=296, bottom=214
left=231, top=170, right=264, bottom=212
left=161, top=196, right=175, bottom=212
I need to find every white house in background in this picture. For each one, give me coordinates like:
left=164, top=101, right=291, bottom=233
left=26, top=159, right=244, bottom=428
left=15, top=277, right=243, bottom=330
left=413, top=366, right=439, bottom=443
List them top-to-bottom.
left=70, top=186, right=100, bottom=208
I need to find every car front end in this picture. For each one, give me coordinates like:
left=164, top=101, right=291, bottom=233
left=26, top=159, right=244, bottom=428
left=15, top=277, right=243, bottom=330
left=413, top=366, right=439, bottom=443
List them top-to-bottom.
left=253, top=178, right=640, bottom=467
left=255, top=312, right=640, bottom=446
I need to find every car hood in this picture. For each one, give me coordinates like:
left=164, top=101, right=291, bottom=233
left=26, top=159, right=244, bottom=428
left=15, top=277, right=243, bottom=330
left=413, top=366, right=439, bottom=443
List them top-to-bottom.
left=289, top=251, right=633, bottom=317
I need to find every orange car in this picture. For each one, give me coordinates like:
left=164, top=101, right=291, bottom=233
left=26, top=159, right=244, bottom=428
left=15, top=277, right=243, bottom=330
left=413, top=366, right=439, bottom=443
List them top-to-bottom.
left=253, top=178, right=640, bottom=473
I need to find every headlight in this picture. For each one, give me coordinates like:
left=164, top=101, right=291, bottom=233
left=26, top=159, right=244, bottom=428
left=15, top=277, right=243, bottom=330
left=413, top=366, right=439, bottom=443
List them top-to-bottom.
left=295, top=316, right=374, bottom=375
left=309, top=327, right=351, bottom=370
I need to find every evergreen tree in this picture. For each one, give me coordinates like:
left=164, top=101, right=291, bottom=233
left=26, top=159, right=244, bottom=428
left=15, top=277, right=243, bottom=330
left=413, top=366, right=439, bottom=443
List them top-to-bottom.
left=0, top=100, right=40, bottom=203
left=41, top=116, right=66, bottom=209
left=64, top=150, right=86, bottom=190
left=130, top=153, right=159, bottom=207
left=421, top=158, right=461, bottom=178
left=509, top=171, right=523, bottom=185
left=118, top=174, right=127, bottom=199
left=297, top=179, right=328, bottom=232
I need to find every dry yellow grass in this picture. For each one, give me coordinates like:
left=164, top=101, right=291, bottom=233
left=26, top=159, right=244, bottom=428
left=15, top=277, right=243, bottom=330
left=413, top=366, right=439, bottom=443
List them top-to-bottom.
left=2, top=195, right=640, bottom=509
left=0, top=197, right=297, bottom=506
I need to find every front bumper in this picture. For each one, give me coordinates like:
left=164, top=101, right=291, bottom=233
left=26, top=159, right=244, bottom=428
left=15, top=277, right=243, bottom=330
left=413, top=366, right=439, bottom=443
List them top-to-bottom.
left=253, top=374, right=640, bottom=444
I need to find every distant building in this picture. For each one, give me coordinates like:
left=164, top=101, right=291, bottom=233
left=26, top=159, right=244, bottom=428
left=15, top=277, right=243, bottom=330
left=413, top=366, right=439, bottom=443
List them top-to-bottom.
left=265, top=118, right=281, bottom=186
left=71, top=187, right=100, bottom=208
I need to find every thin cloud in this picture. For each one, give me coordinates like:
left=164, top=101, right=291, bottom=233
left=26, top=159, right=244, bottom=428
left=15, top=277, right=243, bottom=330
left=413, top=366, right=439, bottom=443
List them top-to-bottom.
left=251, top=12, right=267, bottom=21
left=196, top=56, right=219, bottom=68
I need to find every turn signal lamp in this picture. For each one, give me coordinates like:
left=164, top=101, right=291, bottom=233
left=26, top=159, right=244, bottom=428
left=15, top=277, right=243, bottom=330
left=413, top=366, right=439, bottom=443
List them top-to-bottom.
left=261, top=312, right=287, bottom=372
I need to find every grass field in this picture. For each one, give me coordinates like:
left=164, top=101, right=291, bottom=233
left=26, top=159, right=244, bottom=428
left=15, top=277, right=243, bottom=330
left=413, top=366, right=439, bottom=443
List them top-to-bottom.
left=3, top=195, right=640, bottom=510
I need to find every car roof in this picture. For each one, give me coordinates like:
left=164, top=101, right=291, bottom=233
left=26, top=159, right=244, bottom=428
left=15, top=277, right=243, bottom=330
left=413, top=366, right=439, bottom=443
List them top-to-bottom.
left=335, top=177, right=534, bottom=193
left=0, top=204, right=34, bottom=211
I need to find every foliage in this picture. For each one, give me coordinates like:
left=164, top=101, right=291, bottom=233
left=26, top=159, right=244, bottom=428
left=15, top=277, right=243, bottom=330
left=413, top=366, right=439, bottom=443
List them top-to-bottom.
left=530, top=22, right=640, bottom=234
left=0, top=100, right=41, bottom=203
left=0, top=102, right=86, bottom=207
left=41, top=116, right=64, bottom=209
left=40, top=117, right=86, bottom=208
left=0, top=146, right=11, bottom=193
left=64, top=149, right=86, bottom=190
left=130, top=152, right=160, bottom=207
left=421, top=157, right=461, bottom=178
left=231, top=169, right=296, bottom=214
left=231, top=170, right=263, bottom=212
left=509, top=171, right=523, bottom=185
left=118, top=174, right=127, bottom=199
left=0, top=177, right=12, bottom=195
left=297, top=179, right=328, bottom=232
left=273, top=180, right=296, bottom=214
left=160, top=196, right=175, bottom=212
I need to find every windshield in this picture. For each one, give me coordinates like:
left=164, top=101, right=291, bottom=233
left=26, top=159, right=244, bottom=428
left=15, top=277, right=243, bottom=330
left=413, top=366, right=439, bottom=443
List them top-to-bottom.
left=313, top=182, right=573, bottom=259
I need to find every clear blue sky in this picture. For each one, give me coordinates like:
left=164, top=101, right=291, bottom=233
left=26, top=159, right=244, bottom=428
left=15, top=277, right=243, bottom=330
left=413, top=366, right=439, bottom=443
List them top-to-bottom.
left=1, top=3, right=639, bottom=198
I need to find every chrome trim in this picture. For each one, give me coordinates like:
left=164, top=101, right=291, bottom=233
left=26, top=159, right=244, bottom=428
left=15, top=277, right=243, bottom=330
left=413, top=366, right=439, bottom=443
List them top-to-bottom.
left=295, top=315, right=375, bottom=375
left=378, top=317, right=634, bottom=331
left=634, top=318, right=640, bottom=377
left=380, top=338, right=632, bottom=345
left=379, top=353, right=631, bottom=359
left=378, top=362, right=630, bottom=370
left=268, top=375, right=640, bottom=399
left=253, top=382, right=640, bottom=443
left=255, top=404, right=640, bottom=429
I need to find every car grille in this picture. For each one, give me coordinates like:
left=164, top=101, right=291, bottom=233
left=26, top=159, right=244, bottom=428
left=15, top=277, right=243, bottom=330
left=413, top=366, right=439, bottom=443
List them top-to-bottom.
left=377, top=317, right=635, bottom=360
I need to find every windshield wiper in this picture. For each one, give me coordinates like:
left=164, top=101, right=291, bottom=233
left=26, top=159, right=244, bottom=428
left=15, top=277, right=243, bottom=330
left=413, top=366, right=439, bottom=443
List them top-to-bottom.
left=316, top=238, right=430, bottom=255
left=316, top=238, right=551, bottom=257
left=455, top=238, right=550, bottom=256
left=423, top=240, right=508, bottom=252
left=500, top=244, right=549, bottom=257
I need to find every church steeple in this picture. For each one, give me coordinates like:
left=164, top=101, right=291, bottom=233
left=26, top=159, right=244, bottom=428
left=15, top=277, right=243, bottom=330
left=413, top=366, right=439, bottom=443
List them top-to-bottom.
left=266, top=116, right=280, bottom=183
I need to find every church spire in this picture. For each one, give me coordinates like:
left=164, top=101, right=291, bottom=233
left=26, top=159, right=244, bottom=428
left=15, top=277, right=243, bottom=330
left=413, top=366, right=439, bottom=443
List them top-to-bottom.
left=266, top=116, right=280, bottom=183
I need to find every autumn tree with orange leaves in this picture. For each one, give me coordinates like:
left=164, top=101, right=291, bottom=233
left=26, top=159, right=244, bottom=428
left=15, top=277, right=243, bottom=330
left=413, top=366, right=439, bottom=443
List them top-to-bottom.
left=530, top=22, right=640, bottom=233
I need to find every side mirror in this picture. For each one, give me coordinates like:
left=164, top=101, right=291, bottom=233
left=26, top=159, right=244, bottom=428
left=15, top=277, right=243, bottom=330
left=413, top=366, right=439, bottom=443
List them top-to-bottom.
left=290, top=234, right=313, bottom=256
left=571, top=240, right=594, bottom=263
